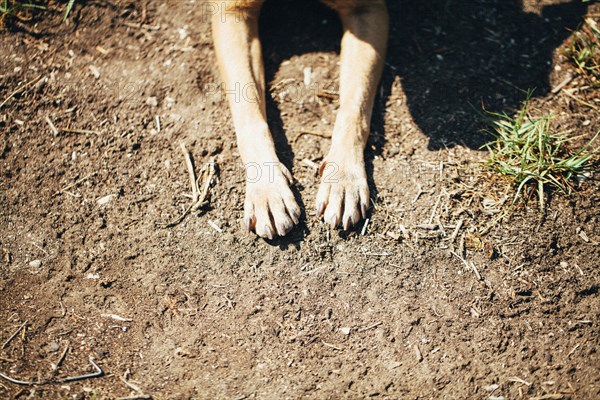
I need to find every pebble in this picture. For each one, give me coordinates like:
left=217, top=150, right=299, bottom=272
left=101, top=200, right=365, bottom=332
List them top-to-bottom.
left=89, top=65, right=100, bottom=79
left=146, top=96, right=158, bottom=107
left=97, top=194, right=113, bottom=205
left=29, top=259, right=42, bottom=268
left=340, top=327, right=351, bottom=335
left=46, top=341, right=60, bottom=353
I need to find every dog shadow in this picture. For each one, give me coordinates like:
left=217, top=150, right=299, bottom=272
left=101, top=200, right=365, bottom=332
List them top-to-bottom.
left=256, top=0, right=587, bottom=246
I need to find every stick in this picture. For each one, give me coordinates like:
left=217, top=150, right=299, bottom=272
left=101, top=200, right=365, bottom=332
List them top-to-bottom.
left=551, top=74, right=574, bottom=95
left=0, top=75, right=42, bottom=109
left=317, top=90, right=339, bottom=100
left=562, top=90, right=599, bottom=111
left=46, top=117, right=59, bottom=136
left=59, top=128, right=100, bottom=135
left=293, top=130, right=332, bottom=143
left=179, top=142, right=198, bottom=203
left=192, top=158, right=216, bottom=211
left=53, top=172, right=97, bottom=197
left=428, top=194, right=441, bottom=224
left=159, top=204, right=193, bottom=228
left=361, top=218, right=370, bottom=236
left=449, top=218, right=464, bottom=242
left=450, top=251, right=482, bottom=280
left=469, top=261, right=482, bottom=281
left=1, top=321, right=27, bottom=350
left=358, top=322, right=382, bottom=332
left=321, top=340, right=343, bottom=351
left=52, top=344, right=69, bottom=370
left=414, top=344, right=423, bottom=362
left=59, top=357, right=103, bottom=383
left=0, top=371, right=34, bottom=386
left=119, top=375, right=144, bottom=394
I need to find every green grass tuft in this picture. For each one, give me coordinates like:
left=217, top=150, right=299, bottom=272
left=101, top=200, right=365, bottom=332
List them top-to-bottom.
left=0, top=0, right=45, bottom=24
left=0, top=0, right=76, bottom=25
left=564, top=17, right=600, bottom=87
left=483, top=92, right=598, bottom=212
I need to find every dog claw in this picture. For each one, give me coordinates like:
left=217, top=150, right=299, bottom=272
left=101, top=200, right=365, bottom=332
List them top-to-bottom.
left=316, top=202, right=326, bottom=217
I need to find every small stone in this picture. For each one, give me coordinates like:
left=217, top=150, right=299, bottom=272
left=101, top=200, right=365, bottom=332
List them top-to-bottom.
left=89, top=65, right=100, bottom=79
left=303, top=66, right=313, bottom=86
left=146, top=96, right=158, bottom=107
left=97, top=195, right=113, bottom=206
left=29, top=259, right=42, bottom=268
left=340, top=327, right=350, bottom=335
left=45, top=341, right=60, bottom=353
left=387, top=361, right=401, bottom=370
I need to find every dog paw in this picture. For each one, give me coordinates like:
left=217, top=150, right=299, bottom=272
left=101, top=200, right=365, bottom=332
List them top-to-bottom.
left=315, top=158, right=369, bottom=230
left=243, top=162, right=301, bottom=239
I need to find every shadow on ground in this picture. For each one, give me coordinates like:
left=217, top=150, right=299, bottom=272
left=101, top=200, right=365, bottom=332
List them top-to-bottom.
left=260, top=0, right=587, bottom=152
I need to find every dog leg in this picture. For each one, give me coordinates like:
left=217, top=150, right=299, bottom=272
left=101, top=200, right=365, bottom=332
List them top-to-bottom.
left=212, top=1, right=301, bottom=239
left=316, top=1, right=389, bottom=229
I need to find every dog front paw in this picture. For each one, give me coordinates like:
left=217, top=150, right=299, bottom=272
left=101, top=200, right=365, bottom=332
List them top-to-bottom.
left=315, top=158, right=369, bottom=230
left=243, top=162, right=301, bottom=239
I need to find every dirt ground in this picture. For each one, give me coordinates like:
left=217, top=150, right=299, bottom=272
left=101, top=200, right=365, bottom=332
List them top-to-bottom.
left=1, top=0, right=599, bottom=399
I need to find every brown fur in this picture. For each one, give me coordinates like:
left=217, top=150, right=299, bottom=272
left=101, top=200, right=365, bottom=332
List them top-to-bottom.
left=225, top=0, right=385, bottom=12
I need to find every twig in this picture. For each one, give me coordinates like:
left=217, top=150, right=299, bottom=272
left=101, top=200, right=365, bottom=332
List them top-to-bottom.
left=551, top=74, right=574, bottom=95
left=0, top=75, right=42, bottom=109
left=496, top=77, right=528, bottom=94
left=562, top=89, right=599, bottom=111
left=317, top=90, right=339, bottom=100
left=45, top=117, right=59, bottom=136
left=59, top=127, right=100, bottom=135
left=293, top=130, right=332, bottom=143
left=180, top=142, right=198, bottom=203
left=160, top=153, right=217, bottom=227
left=192, top=158, right=216, bottom=211
left=53, top=172, right=97, bottom=197
left=412, top=184, right=424, bottom=204
left=428, top=194, right=441, bottom=224
left=158, top=204, right=193, bottom=228
left=479, top=211, right=506, bottom=235
left=361, top=218, right=370, bottom=236
left=449, top=218, right=464, bottom=242
left=207, top=220, right=222, bottom=233
left=416, top=224, right=438, bottom=230
left=450, top=251, right=483, bottom=281
left=469, top=261, right=482, bottom=281
left=101, top=313, right=133, bottom=322
left=1, top=321, right=27, bottom=350
left=358, top=322, right=382, bottom=332
left=321, top=340, right=343, bottom=351
left=567, top=343, right=580, bottom=357
left=52, top=344, right=69, bottom=370
left=414, top=344, right=423, bottom=362
left=59, top=357, right=103, bottom=383
left=119, top=370, right=150, bottom=399
left=0, top=371, right=34, bottom=386
left=119, top=374, right=144, bottom=394
left=508, top=376, right=531, bottom=386
left=530, top=395, right=568, bottom=400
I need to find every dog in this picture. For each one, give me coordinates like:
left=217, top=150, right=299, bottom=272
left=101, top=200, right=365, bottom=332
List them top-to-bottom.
left=211, top=0, right=388, bottom=238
